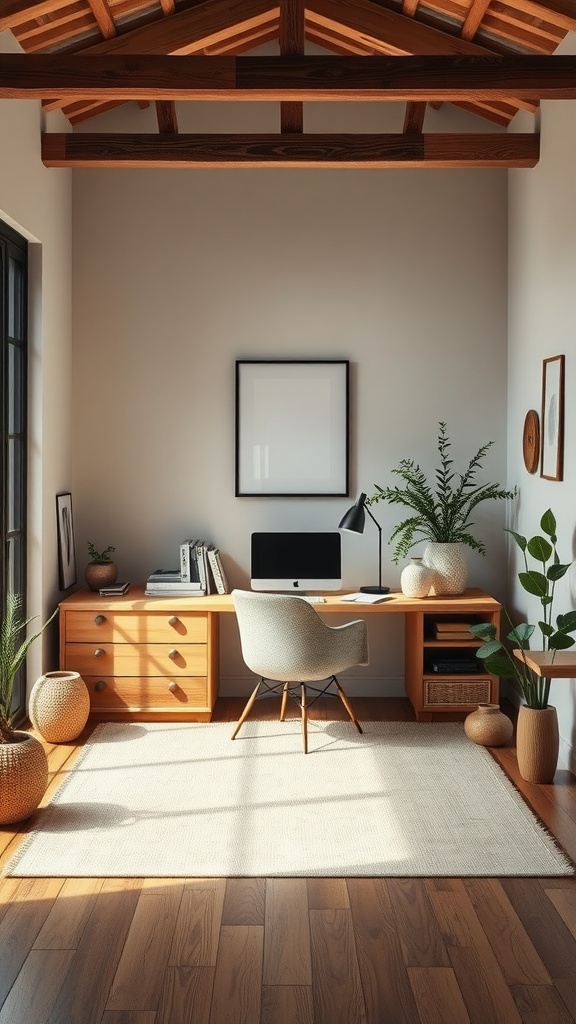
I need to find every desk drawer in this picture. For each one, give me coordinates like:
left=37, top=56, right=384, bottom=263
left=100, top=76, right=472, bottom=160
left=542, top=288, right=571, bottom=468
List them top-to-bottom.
left=64, top=610, right=208, bottom=644
left=64, top=643, right=208, bottom=677
left=85, top=676, right=210, bottom=712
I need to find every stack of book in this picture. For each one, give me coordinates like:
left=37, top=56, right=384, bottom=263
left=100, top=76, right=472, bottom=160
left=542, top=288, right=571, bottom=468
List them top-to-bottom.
left=180, top=539, right=229, bottom=595
left=145, top=569, right=205, bottom=597
left=99, top=581, right=130, bottom=596
left=432, top=620, right=474, bottom=640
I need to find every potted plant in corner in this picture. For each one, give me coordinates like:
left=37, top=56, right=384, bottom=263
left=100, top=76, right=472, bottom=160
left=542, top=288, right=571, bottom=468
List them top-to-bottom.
left=369, top=421, right=516, bottom=594
left=470, top=509, right=576, bottom=783
left=85, top=541, right=117, bottom=591
left=0, top=593, right=57, bottom=824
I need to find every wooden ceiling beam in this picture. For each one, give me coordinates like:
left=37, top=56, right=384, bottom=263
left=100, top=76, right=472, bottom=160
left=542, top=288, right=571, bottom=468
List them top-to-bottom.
left=0, top=0, right=70, bottom=30
left=87, top=0, right=116, bottom=39
left=280, top=0, right=304, bottom=134
left=461, top=0, right=491, bottom=41
left=3, top=54, right=575, bottom=101
left=155, top=100, right=178, bottom=133
left=41, top=131, right=539, bottom=167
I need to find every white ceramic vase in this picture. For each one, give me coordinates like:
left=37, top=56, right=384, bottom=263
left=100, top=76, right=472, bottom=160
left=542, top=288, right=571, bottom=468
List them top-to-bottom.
left=423, top=542, right=468, bottom=595
left=400, top=557, right=433, bottom=598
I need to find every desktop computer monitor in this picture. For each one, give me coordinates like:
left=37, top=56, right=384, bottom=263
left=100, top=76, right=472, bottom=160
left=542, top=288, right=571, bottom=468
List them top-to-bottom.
left=250, top=531, right=342, bottom=592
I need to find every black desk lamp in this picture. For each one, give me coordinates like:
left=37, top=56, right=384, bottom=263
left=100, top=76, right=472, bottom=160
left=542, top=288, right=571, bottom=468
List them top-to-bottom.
left=338, top=492, right=390, bottom=594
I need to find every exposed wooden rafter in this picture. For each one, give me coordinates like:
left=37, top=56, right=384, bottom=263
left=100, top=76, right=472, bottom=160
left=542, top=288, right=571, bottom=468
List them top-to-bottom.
left=280, top=0, right=305, bottom=133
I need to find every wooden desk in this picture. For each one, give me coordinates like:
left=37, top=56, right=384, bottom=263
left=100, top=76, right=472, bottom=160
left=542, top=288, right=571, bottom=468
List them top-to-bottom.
left=59, top=586, right=501, bottom=723
left=513, top=649, right=576, bottom=678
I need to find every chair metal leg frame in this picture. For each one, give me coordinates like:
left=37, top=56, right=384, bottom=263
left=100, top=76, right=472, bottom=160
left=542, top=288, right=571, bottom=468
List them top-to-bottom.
left=231, top=674, right=362, bottom=751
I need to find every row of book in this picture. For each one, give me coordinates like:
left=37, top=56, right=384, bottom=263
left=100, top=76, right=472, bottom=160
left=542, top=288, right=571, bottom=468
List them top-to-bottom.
left=145, top=540, right=229, bottom=597
left=431, top=620, right=474, bottom=641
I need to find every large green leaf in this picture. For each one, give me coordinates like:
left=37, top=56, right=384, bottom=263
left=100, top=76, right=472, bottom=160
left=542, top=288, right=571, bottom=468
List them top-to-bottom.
left=540, top=508, right=557, bottom=538
left=505, top=529, right=526, bottom=552
left=527, top=536, right=552, bottom=562
left=547, top=563, right=570, bottom=581
left=518, top=570, right=548, bottom=598
left=557, top=612, right=576, bottom=632
left=469, top=622, right=496, bottom=639
left=507, top=622, right=535, bottom=644
left=549, top=633, right=576, bottom=650
left=476, top=640, right=503, bottom=659
left=484, top=656, right=515, bottom=677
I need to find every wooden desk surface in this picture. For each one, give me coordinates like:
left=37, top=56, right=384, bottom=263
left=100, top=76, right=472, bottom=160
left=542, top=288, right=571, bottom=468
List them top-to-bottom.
left=60, top=586, right=500, bottom=615
left=513, top=648, right=576, bottom=678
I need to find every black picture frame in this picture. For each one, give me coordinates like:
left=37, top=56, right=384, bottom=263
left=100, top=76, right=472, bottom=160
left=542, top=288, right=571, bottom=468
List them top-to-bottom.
left=540, top=355, right=565, bottom=481
left=235, top=360, right=350, bottom=497
left=56, top=492, right=77, bottom=589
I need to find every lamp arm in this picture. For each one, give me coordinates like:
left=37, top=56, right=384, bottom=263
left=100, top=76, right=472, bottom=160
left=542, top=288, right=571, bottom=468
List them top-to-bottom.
left=363, top=504, right=383, bottom=590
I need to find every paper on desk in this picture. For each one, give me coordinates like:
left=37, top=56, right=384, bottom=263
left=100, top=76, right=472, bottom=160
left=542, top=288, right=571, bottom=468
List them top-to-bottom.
left=340, top=592, right=394, bottom=604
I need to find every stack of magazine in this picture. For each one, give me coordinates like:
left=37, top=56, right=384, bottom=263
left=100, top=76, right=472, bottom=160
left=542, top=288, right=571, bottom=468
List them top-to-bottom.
left=144, top=540, right=229, bottom=597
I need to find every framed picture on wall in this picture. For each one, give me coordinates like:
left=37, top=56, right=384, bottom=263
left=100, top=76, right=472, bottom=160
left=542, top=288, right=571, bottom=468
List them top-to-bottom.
left=540, top=355, right=565, bottom=481
left=235, top=360, right=349, bottom=496
left=56, top=492, right=77, bottom=589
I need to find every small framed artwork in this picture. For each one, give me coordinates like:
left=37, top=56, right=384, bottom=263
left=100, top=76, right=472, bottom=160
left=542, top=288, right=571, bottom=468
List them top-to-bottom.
left=540, top=355, right=565, bottom=481
left=235, top=360, right=349, bottom=496
left=56, top=492, right=77, bottom=589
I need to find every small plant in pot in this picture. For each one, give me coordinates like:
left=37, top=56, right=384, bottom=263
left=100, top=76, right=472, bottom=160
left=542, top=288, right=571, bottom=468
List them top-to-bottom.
left=369, top=421, right=515, bottom=594
left=470, top=509, right=576, bottom=783
left=85, top=541, right=117, bottom=592
left=0, top=593, right=56, bottom=824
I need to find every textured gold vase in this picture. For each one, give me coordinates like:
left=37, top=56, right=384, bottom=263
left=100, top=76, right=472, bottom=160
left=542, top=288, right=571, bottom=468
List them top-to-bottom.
left=29, top=670, right=90, bottom=743
left=464, top=703, right=513, bottom=747
left=516, top=705, right=559, bottom=784
left=0, top=732, right=48, bottom=824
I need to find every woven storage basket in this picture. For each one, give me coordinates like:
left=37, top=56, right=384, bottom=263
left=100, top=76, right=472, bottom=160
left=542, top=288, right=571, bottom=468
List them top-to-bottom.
left=425, top=678, right=491, bottom=707
left=0, top=732, right=48, bottom=825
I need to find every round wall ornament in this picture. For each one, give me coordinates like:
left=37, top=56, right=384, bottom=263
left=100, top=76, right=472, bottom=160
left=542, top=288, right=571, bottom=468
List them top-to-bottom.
left=522, top=409, right=540, bottom=474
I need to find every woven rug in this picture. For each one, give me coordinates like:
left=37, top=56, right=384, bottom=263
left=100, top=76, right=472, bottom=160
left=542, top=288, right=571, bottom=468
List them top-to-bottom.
left=4, top=720, right=573, bottom=877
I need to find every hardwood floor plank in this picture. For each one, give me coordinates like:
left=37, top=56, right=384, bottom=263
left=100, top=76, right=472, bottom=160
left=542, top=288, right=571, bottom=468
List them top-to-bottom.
left=0, top=877, right=64, bottom=1006
left=33, top=877, right=105, bottom=949
left=46, top=877, right=143, bottom=1024
left=222, top=878, right=265, bottom=924
left=307, top=878, right=349, bottom=910
left=347, top=878, right=420, bottom=1023
left=464, top=878, right=551, bottom=985
left=264, top=879, right=312, bottom=986
left=386, top=879, right=451, bottom=967
left=169, top=881, right=225, bottom=967
left=427, top=883, right=523, bottom=1023
left=106, top=886, right=184, bottom=1011
left=545, top=887, right=576, bottom=941
left=309, top=908, right=368, bottom=1024
left=209, top=925, right=263, bottom=1024
left=0, top=949, right=74, bottom=1024
left=156, top=965, right=214, bottom=1024
left=406, top=966, right=470, bottom=1024
left=509, top=982, right=575, bottom=1023
left=261, top=985, right=314, bottom=1024
left=103, top=1013, right=157, bottom=1023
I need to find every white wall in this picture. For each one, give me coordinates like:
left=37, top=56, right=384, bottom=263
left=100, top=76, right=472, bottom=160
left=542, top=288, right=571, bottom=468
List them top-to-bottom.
left=0, top=32, right=73, bottom=686
left=508, top=32, right=576, bottom=772
left=72, top=87, right=510, bottom=694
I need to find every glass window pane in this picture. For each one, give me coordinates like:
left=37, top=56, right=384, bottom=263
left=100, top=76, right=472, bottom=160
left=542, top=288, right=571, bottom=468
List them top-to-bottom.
left=8, top=256, right=24, bottom=341
left=8, top=343, right=24, bottom=433
left=7, top=438, right=24, bottom=532
left=7, top=536, right=24, bottom=599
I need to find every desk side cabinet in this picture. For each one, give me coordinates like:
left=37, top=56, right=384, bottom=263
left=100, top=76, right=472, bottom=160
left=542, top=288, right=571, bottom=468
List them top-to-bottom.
left=59, top=590, right=220, bottom=721
left=404, top=592, right=501, bottom=721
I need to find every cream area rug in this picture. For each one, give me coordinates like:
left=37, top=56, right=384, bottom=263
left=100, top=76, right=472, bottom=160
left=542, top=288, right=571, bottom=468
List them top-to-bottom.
left=4, top=720, right=573, bottom=878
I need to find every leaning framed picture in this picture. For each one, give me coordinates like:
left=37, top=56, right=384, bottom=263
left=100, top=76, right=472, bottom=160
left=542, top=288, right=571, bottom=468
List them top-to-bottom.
left=540, top=354, right=565, bottom=481
left=235, top=360, right=349, bottom=496
left=56, top=492, right=77, bottom=589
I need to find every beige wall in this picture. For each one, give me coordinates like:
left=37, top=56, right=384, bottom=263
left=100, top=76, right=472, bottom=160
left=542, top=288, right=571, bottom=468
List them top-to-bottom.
left=507, top=31, right=576, bottom=772
left=71, top=88, right=509, bottom=695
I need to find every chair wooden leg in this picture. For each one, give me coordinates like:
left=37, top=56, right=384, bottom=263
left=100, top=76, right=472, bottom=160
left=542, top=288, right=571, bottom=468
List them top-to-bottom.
left=334, top=678, right=363, bottom=734
left=231, top=679, right=264, bottom=740
left=280, top=682, right=289, bottom=722
left=301, top=684, right=308, bottom=754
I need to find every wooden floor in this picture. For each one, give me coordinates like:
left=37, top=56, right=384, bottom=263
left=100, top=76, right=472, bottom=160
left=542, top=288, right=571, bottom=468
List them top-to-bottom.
left=1, top=697, right=576, bottom=1024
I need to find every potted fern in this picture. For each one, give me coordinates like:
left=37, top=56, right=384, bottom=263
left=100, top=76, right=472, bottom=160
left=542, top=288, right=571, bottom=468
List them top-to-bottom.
left=369, top=421, right=515, bottom=594
left=470, top=509, right=576, bottom=783
left=85, top=541, right=117, bottom=591
left=0, top=593, right=56, bottom=824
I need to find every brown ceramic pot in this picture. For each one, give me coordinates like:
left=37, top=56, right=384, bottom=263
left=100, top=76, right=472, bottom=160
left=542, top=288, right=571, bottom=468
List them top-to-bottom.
left=85, top=561, right=118, bottom=591
left=464, top=703, right=513, bottom=747
left=516, top=704, right=559, bottom=784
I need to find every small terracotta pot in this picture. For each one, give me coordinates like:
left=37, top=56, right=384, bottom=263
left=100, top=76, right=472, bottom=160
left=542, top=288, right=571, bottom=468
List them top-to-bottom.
left=85, top=561, right=118, bottom=591
left=464, top=703, right=513, bottom=747
left=516, top=704, right=559, bottom=784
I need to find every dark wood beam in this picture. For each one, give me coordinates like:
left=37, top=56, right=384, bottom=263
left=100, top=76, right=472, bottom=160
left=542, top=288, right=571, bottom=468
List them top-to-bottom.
left=279, top=0, right=304, bottom=134
left=1, top=54, right=575, bottom=102
left=155, top=100, right=179, bottom=133
left=403, top=101, right=426, bottom=133
left=41, top=132, right=539, bottom=168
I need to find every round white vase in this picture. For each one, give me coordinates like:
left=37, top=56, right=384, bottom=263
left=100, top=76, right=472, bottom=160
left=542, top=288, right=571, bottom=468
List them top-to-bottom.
left=423, top=542, right=468, bottom=595
left=400, top=557, right=433, bottom=598
left=29, top=670, right=90, bottom=743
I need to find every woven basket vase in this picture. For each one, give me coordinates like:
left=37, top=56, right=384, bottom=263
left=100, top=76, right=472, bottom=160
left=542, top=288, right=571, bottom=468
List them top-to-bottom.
left=29, top=670, right=90, bottom=743
left=0, top=732, right=48, bottom=825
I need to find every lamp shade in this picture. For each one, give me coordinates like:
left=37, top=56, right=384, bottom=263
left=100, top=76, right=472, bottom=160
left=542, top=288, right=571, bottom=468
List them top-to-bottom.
left=338, top=493, right=367, bottom=533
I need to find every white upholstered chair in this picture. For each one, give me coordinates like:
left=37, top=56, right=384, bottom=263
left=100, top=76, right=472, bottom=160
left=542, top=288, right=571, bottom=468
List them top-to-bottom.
left=231, top=589, right=369, bottom=753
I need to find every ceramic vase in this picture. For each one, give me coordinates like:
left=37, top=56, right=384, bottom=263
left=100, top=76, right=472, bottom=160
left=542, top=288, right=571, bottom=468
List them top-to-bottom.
left=423, top=542, right=468, bottom=595
left=400, top=557, right=432, bottom=599
left=85, top=561, right=118, bottom=592
left=29, top=670, right=90, bottom=743
left=464, top=702, right=513, bottom=747
left=516, top=704, right=559, bottom=784
left=0, top=731, right=48, bottom=824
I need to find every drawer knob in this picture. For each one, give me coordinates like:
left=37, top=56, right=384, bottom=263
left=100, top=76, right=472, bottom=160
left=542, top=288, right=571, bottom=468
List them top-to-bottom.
left=94, top=614, right=106, bottom=625
left=169, top=615, right=179, bottom=626
left=94, top=648, right=106, bottom=657
left=168, top=648, right=178, bottom=660
left=94, top=680, right=107, bottom=692
left=168, top=681, right=178, bottom=693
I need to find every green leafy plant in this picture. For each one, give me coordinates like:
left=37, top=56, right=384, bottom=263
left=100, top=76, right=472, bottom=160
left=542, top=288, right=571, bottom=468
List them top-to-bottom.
left=369, top=421, right=516, bottom=563
left=470, top=509, right=576, bottom=709
left=87, top=542, right=115, bottom=564
left=0, top=593, right=57, bottom=743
